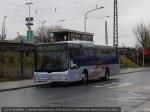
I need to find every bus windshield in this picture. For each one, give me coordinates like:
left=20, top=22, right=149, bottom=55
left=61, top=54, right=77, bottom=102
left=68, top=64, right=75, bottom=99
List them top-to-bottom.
left=35, top=44, right=68, bottom=72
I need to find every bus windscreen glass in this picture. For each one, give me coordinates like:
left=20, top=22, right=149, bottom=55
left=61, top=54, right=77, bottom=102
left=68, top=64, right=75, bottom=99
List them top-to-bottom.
left=35, top=44, right=68, bottom=72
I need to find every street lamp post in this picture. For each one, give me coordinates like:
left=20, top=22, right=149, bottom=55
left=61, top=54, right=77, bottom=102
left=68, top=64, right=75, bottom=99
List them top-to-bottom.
left=25, top=2, right=34, bottom=25
left=84, top=6, right=104, bottom=32
left=0, top=16, right=7, bottom=79
left=2, top=16, right=7, bottom=40
left=57, top=19, right=65, bottom=27
left=57, top=19, right=65, bottom=22
left=41, top=21, right=47, bottom=43
left=42, top=21, right=47, bottom=28
left=105, top=21, right=108, bottom=45
left=136, top=35, right=144, bottom=67
left=135, top=44, right=139, bottom=66
left=136, top=47, right=139, bottom=65
left=143, top=47, right=145, bottom=68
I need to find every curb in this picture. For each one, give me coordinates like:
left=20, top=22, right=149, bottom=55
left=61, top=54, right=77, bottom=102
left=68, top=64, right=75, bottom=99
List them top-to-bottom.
left=120, top=68, right=150, bottom=75
left=0, top=83, right=50, bottom=92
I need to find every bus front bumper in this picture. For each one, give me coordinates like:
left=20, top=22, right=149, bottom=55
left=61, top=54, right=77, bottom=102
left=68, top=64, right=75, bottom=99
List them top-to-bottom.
left=34, top=71, right=69, bottom=83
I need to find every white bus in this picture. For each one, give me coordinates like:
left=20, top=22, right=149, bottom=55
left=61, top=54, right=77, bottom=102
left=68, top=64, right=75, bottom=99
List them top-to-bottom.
left=34, top=41, right=120, bottom=83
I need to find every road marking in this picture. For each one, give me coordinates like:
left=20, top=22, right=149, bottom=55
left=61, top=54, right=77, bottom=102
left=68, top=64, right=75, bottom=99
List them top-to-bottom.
left=93, top=83, right=119, bottom=88
left=108, top=83, right=132, bottom=88
left=94, top=85, right=108, bottom=88
left=109, top=91, right=146, bottom=104
left=129, top=91, right=146, bottom=99
left=109, top=98, right=144, bottom=103
left=117, top=99, right=144, bottom=102
left=143, top=108, right=150, bottom=111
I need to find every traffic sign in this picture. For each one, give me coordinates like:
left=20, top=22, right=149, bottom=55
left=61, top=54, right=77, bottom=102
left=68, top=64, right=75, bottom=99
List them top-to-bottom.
left=25, top=17, right=34, bottom=22
left=26, top=22, right=34, bottom=26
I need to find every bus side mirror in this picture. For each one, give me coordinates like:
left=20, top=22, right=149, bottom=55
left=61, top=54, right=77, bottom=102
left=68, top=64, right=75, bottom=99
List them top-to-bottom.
left=70, top=60, right=79, bottom=69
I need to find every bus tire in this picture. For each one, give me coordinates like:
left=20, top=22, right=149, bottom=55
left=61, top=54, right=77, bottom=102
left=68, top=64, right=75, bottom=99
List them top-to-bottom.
left=104, top=68, right=110, bottom=80
left=82, top=70, right=88, bottom=83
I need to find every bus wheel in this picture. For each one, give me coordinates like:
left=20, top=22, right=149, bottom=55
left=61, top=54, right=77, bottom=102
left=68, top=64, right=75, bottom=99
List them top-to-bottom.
left=104, top=68, right=110, bottom=80
left=82, top=71, right=88, bottom=83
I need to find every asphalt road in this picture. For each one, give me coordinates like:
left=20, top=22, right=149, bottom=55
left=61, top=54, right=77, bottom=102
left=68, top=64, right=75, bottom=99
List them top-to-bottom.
left=0, top=70, right=150, bottom=112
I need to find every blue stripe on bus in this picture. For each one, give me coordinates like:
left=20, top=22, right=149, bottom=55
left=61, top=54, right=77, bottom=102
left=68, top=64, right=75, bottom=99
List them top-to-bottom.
left=71, top=55, right=117, bottom=63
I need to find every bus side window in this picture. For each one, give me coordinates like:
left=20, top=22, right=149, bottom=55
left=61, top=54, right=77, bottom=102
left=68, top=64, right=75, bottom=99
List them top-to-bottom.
left=88, top=49, right=97, bottom=65
left=96, top=49, right=102, bottom=64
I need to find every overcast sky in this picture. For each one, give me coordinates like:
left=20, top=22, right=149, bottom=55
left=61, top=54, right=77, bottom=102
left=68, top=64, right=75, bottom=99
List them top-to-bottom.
left=0, top=0, right=150, bottom=47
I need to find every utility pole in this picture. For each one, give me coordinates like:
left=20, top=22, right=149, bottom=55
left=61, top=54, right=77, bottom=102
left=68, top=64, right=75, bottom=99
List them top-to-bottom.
left=113, top=0, right=118, bottom=46
left=113, top=0, right=119, bottom=64
left=22, top=2, right=33, bottom=78
left=25, top=2, right=34, bottom=41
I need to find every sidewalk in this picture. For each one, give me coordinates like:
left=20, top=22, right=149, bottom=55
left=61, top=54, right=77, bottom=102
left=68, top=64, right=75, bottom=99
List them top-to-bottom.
left=0, top=67, right=150, bottom=92
left=120, top=67, right=150, bottom=74
left=0, top=80, right=48, bottom=92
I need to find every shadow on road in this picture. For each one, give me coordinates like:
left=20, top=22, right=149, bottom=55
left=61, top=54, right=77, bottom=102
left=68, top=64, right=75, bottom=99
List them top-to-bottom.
left=35, top=78, right=120, bottom=89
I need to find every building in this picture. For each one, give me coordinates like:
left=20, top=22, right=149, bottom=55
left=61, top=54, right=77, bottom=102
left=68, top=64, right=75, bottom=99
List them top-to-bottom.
left=50, top=29, right=94, bottom=42
left=0, top=41, right=35, bottom=80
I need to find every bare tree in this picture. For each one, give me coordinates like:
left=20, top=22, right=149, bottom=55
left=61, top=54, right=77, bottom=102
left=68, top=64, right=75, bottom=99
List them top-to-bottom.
left=133, top=23, right=150, bottom=48
left=34, top=25, right=62, bottom=43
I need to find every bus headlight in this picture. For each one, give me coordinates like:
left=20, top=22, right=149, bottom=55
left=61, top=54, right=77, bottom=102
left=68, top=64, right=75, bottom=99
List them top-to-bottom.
left=62, top=74, right=68, bottom=80
left=63, top=75, right=68, bottom=78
